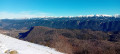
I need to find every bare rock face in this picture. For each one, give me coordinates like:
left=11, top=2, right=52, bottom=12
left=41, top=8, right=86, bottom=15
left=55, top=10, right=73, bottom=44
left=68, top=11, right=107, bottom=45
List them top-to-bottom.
left=4, top=49, right=18, bottom=54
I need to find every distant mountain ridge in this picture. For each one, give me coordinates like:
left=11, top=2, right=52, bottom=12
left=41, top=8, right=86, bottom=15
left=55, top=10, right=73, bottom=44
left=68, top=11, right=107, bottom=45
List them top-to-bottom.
left=0, top=14, right=119, bottom=19
left=0, top=17, right=120, bottom=32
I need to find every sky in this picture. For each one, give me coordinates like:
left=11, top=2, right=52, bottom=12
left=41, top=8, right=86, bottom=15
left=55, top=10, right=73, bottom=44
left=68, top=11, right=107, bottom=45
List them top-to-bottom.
left=0, top=0, right=120, bottom=18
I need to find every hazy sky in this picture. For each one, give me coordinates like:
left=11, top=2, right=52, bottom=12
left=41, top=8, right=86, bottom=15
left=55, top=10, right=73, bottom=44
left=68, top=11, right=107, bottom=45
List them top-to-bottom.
left=0, top=0, right=120, bottom=18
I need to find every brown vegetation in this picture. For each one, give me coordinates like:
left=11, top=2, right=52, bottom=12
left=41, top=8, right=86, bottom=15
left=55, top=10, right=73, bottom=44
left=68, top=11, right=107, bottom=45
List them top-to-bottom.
left=19, top=26, right=120, bottom=54
left=0, top=29, right=27, bottom=38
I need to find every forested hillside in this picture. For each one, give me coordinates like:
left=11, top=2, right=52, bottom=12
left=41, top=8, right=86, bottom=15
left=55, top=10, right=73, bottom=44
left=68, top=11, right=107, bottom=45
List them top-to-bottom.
left=19, top=26, right=120, bottom=54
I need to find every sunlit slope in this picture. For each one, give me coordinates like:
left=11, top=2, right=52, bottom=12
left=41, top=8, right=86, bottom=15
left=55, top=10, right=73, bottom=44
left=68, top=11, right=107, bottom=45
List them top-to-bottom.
left=0, top=34, right=63, bottom=54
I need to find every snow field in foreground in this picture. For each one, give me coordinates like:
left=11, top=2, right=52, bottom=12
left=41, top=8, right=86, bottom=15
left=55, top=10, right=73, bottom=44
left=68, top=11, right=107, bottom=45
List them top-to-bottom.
left=0, top=34, right=64, bottom=54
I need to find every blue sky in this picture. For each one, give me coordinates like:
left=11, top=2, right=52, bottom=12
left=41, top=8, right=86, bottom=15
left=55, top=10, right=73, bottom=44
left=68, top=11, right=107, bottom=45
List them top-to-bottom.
left=0, top=0, right=120, bottom=18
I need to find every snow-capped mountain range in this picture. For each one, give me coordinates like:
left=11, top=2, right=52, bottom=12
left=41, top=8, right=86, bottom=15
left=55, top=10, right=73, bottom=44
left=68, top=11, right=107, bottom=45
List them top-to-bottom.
left=0, top=14, right=120, bottom=19
left=27, top=14, right=120, bottom=18
left=61, top=14, right=120, bottom=18
left=0, top=34, right=63, bottom=54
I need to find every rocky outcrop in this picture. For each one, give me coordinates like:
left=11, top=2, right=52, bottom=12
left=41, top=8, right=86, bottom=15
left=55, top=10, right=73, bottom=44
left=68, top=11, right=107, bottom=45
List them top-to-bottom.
left=5, top=49, right=18, bottom=54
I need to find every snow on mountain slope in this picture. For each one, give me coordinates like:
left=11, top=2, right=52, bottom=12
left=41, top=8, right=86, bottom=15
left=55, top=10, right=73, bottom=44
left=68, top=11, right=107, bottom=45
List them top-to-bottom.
left=0, top=34, right=64, bottom=54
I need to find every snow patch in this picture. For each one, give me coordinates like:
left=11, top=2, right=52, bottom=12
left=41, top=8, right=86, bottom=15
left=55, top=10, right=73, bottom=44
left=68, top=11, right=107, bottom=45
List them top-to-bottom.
left=0, top=34, right=64, bottom=54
